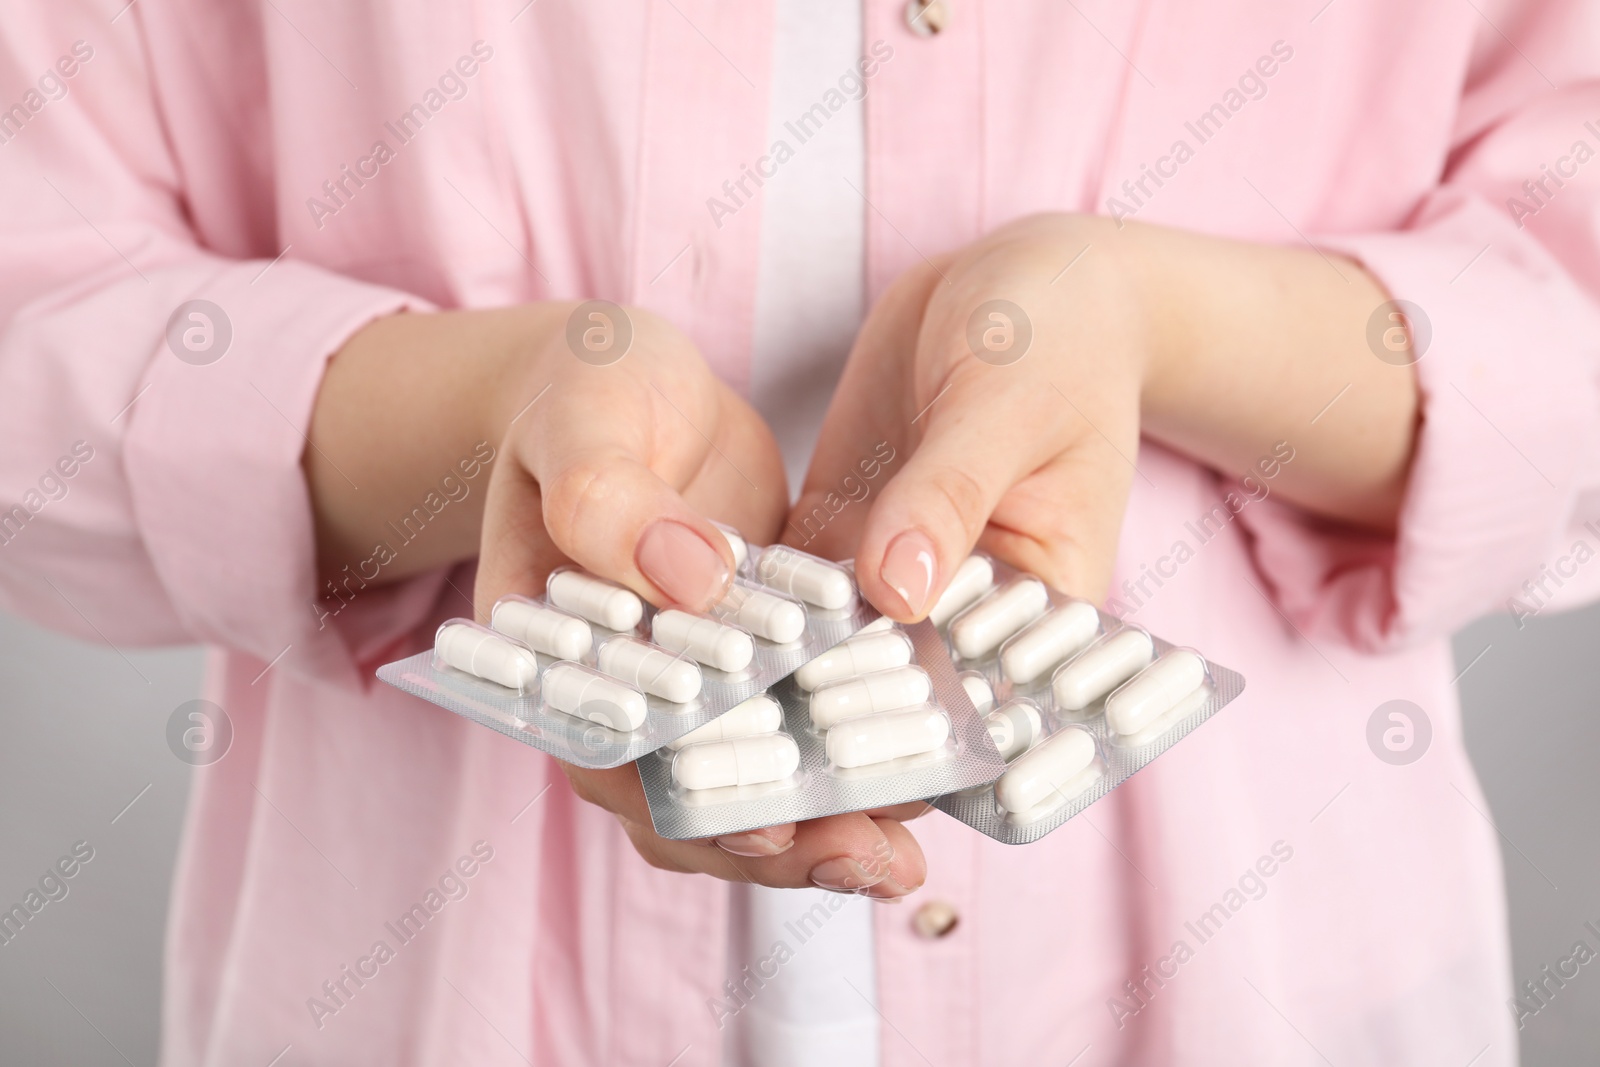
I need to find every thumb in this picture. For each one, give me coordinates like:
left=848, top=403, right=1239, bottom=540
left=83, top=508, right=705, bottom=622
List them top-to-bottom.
left=852, top=381, right=1043, bottom=622
left=473, top=383, right=742, bottom=617
left=474, top=442, right=737, bottom=618
left=538, top=445, right=737, bottom=610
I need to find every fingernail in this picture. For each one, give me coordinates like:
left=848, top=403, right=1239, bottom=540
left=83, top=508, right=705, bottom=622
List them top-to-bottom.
left=636, top=521, right=730, bottom=610
left=880, top=530, right=938, bottom=618
left=716, top=832, right=793, bottom=857
left=809, top=857, right=886, bottom=892
left=863, top=874, right=917, bottom=902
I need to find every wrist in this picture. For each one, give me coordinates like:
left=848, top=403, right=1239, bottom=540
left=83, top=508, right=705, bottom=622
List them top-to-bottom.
left=1028, top=212, right=1159, bottom=401
left=1084, top=216, right=1167, bottom=397
left=1087, top=219, right=1198, bottom=423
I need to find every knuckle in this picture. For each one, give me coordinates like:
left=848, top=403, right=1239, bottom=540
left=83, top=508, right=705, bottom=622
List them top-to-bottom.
left=541, top=457, right=626, bottom=545
left=922, top=465, right=992, bottom=542
left=1036, top=536, right=1112, bottom=604
left=1033, top=551, right=1082, bottom=599
left=562, top=769, right=606, bottom=809
left=621, top=823, right=693, bottom=874
left=635, top=845, right=677, bottom=874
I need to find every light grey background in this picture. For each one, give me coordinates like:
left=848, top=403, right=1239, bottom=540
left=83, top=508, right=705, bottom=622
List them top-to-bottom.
left=1, top=603, right=1596, bottom=1065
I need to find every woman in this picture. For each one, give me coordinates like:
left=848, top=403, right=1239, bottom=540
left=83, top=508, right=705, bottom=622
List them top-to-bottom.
left=2, top=1, right=1596, bottom=1063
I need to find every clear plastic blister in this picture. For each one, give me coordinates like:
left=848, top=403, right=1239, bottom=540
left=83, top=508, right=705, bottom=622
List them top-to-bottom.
left=374, top=542, right=880, bottom=769
left=932, top=557, right=1245, bottom=844
left=636, top=620, right=1008, bottom=839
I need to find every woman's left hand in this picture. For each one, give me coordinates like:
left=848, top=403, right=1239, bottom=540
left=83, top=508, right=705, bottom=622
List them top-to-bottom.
left=788, top=212, right=1417, bottom=620
left=788, top=214, right=1147, bottom=614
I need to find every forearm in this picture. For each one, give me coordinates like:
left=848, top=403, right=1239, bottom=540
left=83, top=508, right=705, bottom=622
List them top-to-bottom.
left=1116, top=220, right=1419, bottom=532
left=304, top=304, right=559, bottom=583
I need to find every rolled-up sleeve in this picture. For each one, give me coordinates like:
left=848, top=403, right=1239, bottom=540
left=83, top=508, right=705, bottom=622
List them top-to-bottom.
left=1237, top=1, right=1600, bottom=652
left=0, top=7, right=432, bottom=678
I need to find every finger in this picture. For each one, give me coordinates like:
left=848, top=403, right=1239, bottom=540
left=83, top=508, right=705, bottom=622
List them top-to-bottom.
left=496, top=361, right=746, bottom=612
left=852, top=369, right=1061, bottom=622
left=476, top=379, right=786, bottom=620
left=680, top=381, right=790, bottom=550
left=477, top=425, right=737, bottom=617
left=975, top=443, right=1136, bottom=603
left=536, top=453, right=734, bottom=612
left=472, top=459, right=565, bottom=622
left=557, top=762, right=656, bottom=822
left=561, top=762, right=800, bottom=855
left=561, top=763, right=921, bottom=892
left=864, top=800, right=937, bottom=822
left=621, top=807, right=926, bottom=894
left=721, top=811, right=926, bottom=897
left=859, top=816, right=928, bottom=901
left=710, top=823, right=800, bottom=858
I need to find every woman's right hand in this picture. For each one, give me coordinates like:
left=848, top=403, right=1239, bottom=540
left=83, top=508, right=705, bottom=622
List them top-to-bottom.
left=307, top=301, right=928, bottom=898
left=471, top=301, right=781, bottom=616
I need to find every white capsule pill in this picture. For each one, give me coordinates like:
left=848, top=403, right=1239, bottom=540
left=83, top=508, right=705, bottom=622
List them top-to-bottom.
left=717, top=525, right=749, bottom=571
left=756, top=547, right=855, bottom=611
left=928, top=554, right=995, bottom=628
left=547, top=570, right=644, bottom=632
left=949, top=576, right=1049, bottom=660
left=720, top=585, right=807, bottom=644
left=489, top=599, right=593, bottom=661
left=1000, top=601, right=1100, bottom=686
left=651, top=609, right=755, bottom=673
left=858, top=615, right=895, bottom=634
left=435, top=622, right=540, bottom=691
left=1051, top=628, right=1155, bottom=711
left=794, top=630, right=913, bottom=691
left=596, top=637, right=703, bottom=703
left=1105, top=650, right=1208, bottom=735
left=541, top=662, right=648, bottom=730
left=809, top=666, right=932, bottom=730
left=960, top=672, right=995, bottom=715
left=665, top=693, right=785, bottom=751
left=985, top=699, right=1044, bottom=761
left=825, top=707, right=950, bottom=769
left=996, top=727, right=1099, bottom=813
left=673, top=732, right=801, bottom=790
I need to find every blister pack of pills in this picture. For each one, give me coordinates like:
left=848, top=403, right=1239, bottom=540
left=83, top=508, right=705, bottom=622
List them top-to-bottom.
left=375, top=530, right=881, bottom=769
left=927, top=556, right=1246, bottom=844
left=636, top=617, right=1009, bottom=840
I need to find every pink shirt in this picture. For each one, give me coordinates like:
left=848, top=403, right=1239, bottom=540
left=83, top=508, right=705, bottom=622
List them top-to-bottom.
left=3, top=2, right=1599, bottom=1064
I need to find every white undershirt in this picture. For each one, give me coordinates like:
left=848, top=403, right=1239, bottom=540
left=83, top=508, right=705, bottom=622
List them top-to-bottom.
left=747, top=0, right=870, bottom=494
left=725, top=3, right=880, bottom=1066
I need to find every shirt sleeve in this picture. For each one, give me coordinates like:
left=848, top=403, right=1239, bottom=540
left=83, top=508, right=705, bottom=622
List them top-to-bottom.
left=1236, top=0, right=1600, bottom=652
left=0, top=7, right=438, bottom=683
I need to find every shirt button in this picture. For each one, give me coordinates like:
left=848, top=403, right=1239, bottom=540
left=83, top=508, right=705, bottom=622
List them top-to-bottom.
left=904, top=0, right=950, bottom=36
left=912, top=899, right=960, bottom=939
